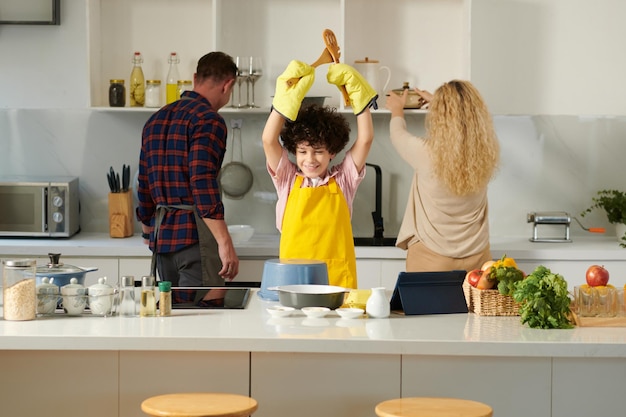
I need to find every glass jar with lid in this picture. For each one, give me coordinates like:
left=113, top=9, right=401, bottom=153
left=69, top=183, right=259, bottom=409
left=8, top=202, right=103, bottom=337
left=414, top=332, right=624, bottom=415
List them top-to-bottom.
left=109, top=79, right=126, bottom=107
left=145, top=79, right=162, bottom=108
left=177, top=80, right=193, bottom=100
left=2, top=259, right=37, bottom=321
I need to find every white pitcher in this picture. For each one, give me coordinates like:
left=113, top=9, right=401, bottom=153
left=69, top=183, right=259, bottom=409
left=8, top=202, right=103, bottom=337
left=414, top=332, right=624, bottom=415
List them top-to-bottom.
left=354, top=57, right=391, bottom=97
left=366, top=287, right=390, bottom=318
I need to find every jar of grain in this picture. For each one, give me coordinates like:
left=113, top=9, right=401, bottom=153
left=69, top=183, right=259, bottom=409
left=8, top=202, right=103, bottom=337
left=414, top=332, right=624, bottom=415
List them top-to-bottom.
left=145, top=79, right=162, bottom=108
left=2, top=259, right=37, bottom=321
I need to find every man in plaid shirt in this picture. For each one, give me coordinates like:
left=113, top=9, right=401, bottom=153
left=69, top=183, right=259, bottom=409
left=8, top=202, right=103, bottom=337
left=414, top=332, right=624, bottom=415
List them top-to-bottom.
left=137, top=51, right=239, bottom=287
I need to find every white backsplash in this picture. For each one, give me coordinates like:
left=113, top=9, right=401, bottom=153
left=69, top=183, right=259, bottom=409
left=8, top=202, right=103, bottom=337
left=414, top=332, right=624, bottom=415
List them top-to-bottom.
left=1, top=109, right=625, bottom=241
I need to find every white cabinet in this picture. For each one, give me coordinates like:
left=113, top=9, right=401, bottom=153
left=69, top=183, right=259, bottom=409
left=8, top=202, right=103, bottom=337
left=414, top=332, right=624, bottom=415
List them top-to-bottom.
left=88, top=0, right=470, bottom=110
left=251, top=352, right=400, bottom=417
left=402, top=355, right=552, bottom=417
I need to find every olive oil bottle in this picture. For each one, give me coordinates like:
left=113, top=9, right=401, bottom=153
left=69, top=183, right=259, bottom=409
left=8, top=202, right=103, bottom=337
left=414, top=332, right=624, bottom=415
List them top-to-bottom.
left=130, top=51, right=145, bottom=107
left=166, top=52, right=180, bottom=104
left=140, top=275, right=156, bottom=317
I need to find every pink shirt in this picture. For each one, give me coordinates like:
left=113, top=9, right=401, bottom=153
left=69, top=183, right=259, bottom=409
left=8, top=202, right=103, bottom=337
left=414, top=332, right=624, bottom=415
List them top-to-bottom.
left=268, top=148, right=365, bottom=232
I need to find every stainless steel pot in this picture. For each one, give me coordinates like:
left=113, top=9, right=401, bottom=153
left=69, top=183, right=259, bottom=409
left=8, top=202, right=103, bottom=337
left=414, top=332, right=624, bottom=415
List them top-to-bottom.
left=35, top=253, right=98, bottom=288
left=269, top=284, right=348, bottom=310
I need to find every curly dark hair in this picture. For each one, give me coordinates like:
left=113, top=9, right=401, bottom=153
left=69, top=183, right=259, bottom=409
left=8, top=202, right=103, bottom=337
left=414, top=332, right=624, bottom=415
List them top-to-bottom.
left=280, top=104, right=351, bottom=155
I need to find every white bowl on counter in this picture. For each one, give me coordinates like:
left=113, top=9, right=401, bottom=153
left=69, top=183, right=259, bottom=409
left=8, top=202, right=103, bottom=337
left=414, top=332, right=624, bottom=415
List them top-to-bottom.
left=228, top=225, right=254, bottom=244
left=266, top=305, right=296, bottom=318
left=301, top=306, right=331, bottom=318
left=336, top=307, right=365, bottom=319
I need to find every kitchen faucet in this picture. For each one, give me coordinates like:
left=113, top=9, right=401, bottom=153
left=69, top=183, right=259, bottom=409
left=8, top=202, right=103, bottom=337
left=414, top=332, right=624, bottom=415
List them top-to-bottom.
left=365, top=163, right=384, bottom=239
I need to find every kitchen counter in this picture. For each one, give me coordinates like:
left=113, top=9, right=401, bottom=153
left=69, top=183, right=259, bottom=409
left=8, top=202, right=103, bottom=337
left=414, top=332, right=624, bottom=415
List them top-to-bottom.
left=1, top=232, right=626, bottom=260
left=1, top=289, right=625, bottom=357
left=1, top=291, right=625, bottom=417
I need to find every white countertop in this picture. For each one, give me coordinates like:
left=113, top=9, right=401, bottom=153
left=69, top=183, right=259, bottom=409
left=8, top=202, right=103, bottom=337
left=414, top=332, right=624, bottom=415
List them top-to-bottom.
left=1, top=232, right=626, bottom=260
left=1, top=289, right=626, bottom=358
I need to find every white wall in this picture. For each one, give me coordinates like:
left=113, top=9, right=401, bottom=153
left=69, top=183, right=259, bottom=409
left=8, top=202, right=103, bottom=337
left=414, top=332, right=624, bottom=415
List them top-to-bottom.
left=0, top=0, right=89, bottom=108
left=472, top=0, right=626, bottom=115
left=1, top=1, right=625, bottom=243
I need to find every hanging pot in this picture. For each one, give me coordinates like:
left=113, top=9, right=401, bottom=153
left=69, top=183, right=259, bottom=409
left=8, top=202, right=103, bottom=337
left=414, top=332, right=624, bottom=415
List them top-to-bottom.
left=218, top=121, right=253, bottom=199
left=35, top=253, right=98, bottom=288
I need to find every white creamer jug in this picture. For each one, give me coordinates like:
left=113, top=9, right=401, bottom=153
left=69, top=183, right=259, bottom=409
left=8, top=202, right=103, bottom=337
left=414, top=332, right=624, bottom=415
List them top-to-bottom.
left=354, top=57, right=391, bottom=97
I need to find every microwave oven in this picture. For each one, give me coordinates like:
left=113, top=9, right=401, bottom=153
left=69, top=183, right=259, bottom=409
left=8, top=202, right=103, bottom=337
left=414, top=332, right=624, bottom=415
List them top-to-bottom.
left=0, top=176, right=80, bottom=238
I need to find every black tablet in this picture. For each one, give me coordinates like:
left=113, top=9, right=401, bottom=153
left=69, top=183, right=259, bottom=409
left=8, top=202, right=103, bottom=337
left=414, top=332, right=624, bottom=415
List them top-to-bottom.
left=389, top=270, right=468, bottom=315
left=170, top=287, right=251, bottom=309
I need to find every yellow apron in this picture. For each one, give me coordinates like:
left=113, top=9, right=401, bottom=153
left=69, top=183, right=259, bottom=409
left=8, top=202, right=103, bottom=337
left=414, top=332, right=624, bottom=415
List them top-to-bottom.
left=280, top=175, right=357, bottom=288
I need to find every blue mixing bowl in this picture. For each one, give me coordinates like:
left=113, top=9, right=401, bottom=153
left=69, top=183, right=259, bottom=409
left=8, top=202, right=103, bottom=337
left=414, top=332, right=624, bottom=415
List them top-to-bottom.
left=258, top=259, right=329, bottom=301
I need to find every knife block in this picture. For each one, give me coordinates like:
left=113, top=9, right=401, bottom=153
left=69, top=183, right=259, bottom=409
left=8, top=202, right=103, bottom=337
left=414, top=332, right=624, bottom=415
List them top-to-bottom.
left=108, top=190, right=134, bottom=238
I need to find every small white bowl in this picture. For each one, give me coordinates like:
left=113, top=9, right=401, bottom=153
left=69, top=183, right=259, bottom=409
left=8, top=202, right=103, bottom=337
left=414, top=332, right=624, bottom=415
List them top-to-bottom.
left=228, top=225, right=254, bottom=244
left=266, top=305, right=296, bottom=318
left=301, top=306, right=330, bottom=318
left=336, top=307, right=365, bottom=319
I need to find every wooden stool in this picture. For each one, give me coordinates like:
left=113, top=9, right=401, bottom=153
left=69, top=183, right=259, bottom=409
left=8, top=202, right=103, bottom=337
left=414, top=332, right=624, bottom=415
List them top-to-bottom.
left=141, top=393, right=258, bottom=417
left=375, top=397, right=493, bottom=417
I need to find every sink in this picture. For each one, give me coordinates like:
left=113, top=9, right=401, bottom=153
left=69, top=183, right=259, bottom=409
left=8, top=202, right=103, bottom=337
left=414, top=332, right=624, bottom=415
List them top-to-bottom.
left=353, top=237, right=397, bottom=247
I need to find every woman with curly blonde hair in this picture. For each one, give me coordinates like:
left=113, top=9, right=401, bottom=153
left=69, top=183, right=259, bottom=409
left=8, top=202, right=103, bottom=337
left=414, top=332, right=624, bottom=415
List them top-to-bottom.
left=386, top=80, right=499, bottom=272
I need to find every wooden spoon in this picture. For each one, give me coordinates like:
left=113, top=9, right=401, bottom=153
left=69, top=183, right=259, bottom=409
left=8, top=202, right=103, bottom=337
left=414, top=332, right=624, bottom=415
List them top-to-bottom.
left=286, top=29, right=350, bottom=107
left=322, top=29, right=351, bottom=107
left=286, top=47, right=334, bottom=87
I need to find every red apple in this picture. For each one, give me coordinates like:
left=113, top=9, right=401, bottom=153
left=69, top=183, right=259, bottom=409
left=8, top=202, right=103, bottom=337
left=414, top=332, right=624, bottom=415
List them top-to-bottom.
left=586, top=265, right=609, bottom=287
left=466, top=269, right=482, bottom=287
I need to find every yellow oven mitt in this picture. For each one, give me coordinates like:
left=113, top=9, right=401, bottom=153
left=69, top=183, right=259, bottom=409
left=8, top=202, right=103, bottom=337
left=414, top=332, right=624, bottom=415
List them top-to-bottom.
left=272, top=60, right=315, bottom=122
left=327, top=63, right=378, bottom=115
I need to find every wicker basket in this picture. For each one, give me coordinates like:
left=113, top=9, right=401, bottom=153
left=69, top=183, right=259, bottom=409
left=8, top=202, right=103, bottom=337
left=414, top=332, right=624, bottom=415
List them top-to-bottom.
left=462, top=278, right=520, bottom=316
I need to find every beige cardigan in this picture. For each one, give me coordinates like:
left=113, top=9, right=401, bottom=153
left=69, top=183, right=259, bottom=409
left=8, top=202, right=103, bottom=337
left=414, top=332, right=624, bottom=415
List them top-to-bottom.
left=390, top=117, right=490, bottom=258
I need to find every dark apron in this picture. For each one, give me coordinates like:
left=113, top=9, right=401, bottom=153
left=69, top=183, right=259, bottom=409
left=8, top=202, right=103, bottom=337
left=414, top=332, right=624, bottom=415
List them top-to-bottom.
left=150, top=204, right=223, bottom=286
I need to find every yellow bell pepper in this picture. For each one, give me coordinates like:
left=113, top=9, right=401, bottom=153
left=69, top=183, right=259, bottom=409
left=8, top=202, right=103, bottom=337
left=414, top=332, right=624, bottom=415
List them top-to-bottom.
left=493, top=255, right=518, bottom=269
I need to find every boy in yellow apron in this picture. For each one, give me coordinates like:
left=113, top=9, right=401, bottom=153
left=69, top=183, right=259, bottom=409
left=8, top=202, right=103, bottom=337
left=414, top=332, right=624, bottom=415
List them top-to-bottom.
left=262, top=60, right=377, bottom=288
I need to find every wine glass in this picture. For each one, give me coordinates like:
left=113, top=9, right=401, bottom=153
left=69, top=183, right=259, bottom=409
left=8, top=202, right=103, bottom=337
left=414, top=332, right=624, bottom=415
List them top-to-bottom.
left=234, top=56, right=250, bottom=109
left=247, top=57, right=263, bottom=108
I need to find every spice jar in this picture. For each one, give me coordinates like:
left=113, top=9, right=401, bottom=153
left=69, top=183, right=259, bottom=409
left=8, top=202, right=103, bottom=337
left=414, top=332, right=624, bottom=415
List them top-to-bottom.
left=108, top=79, right=126, bottom=107
left=145, top=79, right=162, bottom=108
left=177, top=80, right=192, bottom=100
left=2, top=259, right=37, bottom=321
left=119, top=275, right=136, bottom=317
left=140, top=275, right=157, bottom=317
left=36, top=277, right=59, bottom=315
left=61, top=277, right=87, bottom=316
left=88, top=277, right=115, bottom=316
left=158, top=281, right=172, bottom=317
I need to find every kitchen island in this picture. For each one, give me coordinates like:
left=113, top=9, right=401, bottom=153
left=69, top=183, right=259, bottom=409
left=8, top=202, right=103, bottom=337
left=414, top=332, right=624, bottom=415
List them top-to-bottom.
left=1, top=290, right=625, bottom=417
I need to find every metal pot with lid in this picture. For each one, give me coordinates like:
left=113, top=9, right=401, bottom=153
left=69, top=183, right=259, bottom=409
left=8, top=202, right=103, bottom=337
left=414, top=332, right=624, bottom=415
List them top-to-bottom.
left=390, top=82, right=428, bottom=109
left=35, top=253, right=98, bottom=288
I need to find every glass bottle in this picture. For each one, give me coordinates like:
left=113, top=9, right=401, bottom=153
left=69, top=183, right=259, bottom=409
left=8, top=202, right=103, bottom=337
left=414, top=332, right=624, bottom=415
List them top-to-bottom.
left=129, top=51, right=145, bottom=107
left=166, top=52, right=180, bottom=104
left=108, top=79, right=126, bottom=107
left=145, top=80, right=162, bottom=108
left=177, top=80, right=192, bottom=100
left=2, top=259, right=37, bottom=321
left=119, top=275, right=136, bottom=317
left=140, top=275, right=156, bottom=317
left=158, top=281, right=172, bottom=317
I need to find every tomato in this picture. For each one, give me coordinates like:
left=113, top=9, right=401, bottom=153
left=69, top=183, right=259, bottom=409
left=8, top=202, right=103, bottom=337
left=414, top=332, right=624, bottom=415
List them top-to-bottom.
left=466, top=269, right=482, bottom=287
